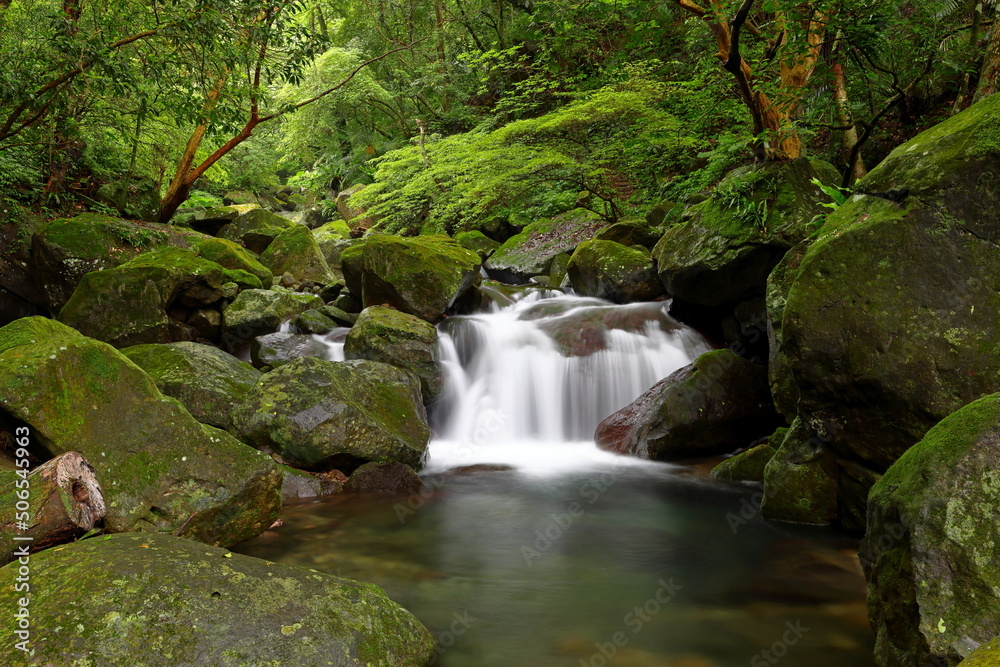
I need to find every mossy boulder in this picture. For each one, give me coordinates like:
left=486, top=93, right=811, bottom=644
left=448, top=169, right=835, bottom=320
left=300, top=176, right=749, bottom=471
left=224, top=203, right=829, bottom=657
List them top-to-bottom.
left=778, top=93, right=1000, bottom=526
left=653, top=158, right=836, bottom=309
left=174, top=203, right=259, bottom=235
left=218, top=208, right=296, bottom=254
left=485, top=208, right=609, bottom=283
left=313, top=218, right=352, bottom=242
left=594, top=220, right=661, bottom=249
left=259, top=224, right=338, bottom=285
left=455, top=229, right=500, bottom=261
left=361, top=234, right=481, bottom=322
left=187, top=235, right=272, bottom=286
left=567, top=239, right=665, bottom=303
left=764, top=240, right=810, bottom=420
left=341, top=242, right=366, bottom=297
left=58, top=247, right=259, bottom=348
left=221, top=288, right=323, bottom=349
left=344, top=306, right=441, bottom=403
left=289, top=308, right=339, bottom=334
left=0, top=318, right=281, bottom=544
left=250, top=332, right=330, bottom=370
left=121, top=342, right=261, bottom=430
left=595, top=349, right=781, bottom=460
left=231, top=356, right=429, bottom=471
left=861, top=394, right=1000, bottom=667
left=760, top=418, right=839, bottom=524
left=710, top=427, right=785, bottom=483
left=342, top=461, right=424, bottom=494
left=0, top=532, right=434, bottom=666
left=960, top=637, right=1000, bottom=666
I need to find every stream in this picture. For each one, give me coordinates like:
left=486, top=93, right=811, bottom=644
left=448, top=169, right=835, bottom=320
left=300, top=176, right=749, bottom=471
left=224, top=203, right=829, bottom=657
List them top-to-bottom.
left=236, top=291, right=875, bottom=667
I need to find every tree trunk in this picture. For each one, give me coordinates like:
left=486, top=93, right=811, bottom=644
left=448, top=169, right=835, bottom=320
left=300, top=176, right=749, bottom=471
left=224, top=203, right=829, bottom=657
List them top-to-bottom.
left=954, top=0, right=983, bottom=112
left=974, top=17, right=1000, bottom=103
left=831, top=54, right=866, bottom=183
left=0, top=452, right=105, bottom=565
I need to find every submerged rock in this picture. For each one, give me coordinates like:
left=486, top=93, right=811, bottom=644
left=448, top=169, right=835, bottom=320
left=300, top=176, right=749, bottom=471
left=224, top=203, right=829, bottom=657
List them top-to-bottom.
left=361, top=234, right=481, bottom=322
left=567, top=239, right=664, bottom=303
left=344, top=306, right=441, bottom=402
left=0, top=318, right=281, bottom=545
left=121, top=341, right=261, bottom=430
left=595, top=349, right=780, bottom=460
left=231, top=356, right=429, bottom=470
left=862, top=394, right=1000, bottom=667
left=342, top=462, right=425, bottom=494
left=0, top=532, right=434, bottom=666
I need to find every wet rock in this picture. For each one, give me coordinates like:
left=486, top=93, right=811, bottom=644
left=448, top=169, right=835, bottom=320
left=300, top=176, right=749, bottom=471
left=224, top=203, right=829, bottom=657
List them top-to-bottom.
left=485, top=208, right=609, bottom=283
left=455, top=229, right=500, bottom=261
left=361, top=234, right=481, bottom=322
left=567, top=239, right=664, bottom=303
left=221, top=288, right=323, bottom=347
left=344, top=306, right=441, bottom=402
left=289, top=308, right=338, bottom=334
left=0, top=317, right=281, bottom=545
left=250, top=332, right=330, bottom=369
left=121, top=341, right=261, bottom=430
left=595, top=349, right=780, bottom=461
left=231, top=357, right=429, bottom=470
left=862, top=393, right=1000, bottom=667
left=760, top=418, right=839, bottom=524
left=710, top=428, right=785, bottom=483
left=342, top=462, right=424, bottom=494
left=0, top=533, right=434, bottom=666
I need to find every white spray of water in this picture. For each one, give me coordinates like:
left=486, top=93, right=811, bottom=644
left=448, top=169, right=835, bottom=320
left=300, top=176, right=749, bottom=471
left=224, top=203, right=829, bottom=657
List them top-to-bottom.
left=427, top=291, right=710, bottom=473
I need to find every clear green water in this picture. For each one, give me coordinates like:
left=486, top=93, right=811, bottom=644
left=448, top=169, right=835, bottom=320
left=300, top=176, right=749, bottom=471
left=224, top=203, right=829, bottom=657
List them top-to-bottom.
left=236, top=463, right=874, bottom=667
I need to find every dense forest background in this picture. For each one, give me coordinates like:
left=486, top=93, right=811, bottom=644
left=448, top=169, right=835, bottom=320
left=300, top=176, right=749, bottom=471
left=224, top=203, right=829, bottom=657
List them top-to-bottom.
left=1, top=0, right=998, bottom=232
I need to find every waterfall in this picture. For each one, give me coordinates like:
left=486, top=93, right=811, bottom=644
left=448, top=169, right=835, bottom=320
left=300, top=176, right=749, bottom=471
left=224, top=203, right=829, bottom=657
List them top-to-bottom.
left=427, top=291, right=710, bottom=472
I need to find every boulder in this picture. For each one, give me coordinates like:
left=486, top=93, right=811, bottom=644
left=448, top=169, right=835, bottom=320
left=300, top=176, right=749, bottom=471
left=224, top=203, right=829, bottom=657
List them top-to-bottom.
left=778, top=92, right=1000, bottom=526
left=653, top=158, right=837, bottom=309
left=336, top=184, right=374, bottom=230
left=223, top=189, right=259, bottom=206
left=175, top=203, right=259, bottom=235
left=0, top=206, right=46, bottom=324
left=218, top=208, right=296, bottom=254
left=485, top=208, right=609, bottom=283
left=594, top=220, right=661, bottom=249
left=259, top=224, right=338, bottom=285
left=454, top=229, right=500, bottom=261
left=361, top=234, right=481, bottom=322
left=316, top=235, right=362, bottom=275
left=567, top=239, right=665, bottom=303
left=765, top=240, right=810, bottom=420
left=341, top=241, right=366, bottom=297
left=58, top=246, right=261, bottom=347
left=221, top=288, right=323, bottom=349
left=320, top=305, right=357, bottom=327
left=344, top=306, right=441, bottom=402
left=289, top=308, right=338, bottom=334
left=0, top=318, right=281, bottom=545
left=250, top=332, right=330, bottom=369
left=121, top=342, right=261, bottom=430
left=595, top=349, right=780, bottom=460
left=231, top=357, right=429, bottom=470
left=862, top=394, right=1000, bottom=667
left=760, top=418, right=839, bottom=524
left=710, top=427, right=785, bottom=483
left=342, top=462, right=424, bottom=494
left=280, top=465, right=345, bottom=501
left=0, top=533, right=434, bottom=666
left=960, top=638, right=1000, bottom=666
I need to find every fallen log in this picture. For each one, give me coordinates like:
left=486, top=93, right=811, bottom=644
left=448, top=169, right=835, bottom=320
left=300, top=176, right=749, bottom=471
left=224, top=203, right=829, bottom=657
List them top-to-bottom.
left=0, top=452, right=105, bottom=564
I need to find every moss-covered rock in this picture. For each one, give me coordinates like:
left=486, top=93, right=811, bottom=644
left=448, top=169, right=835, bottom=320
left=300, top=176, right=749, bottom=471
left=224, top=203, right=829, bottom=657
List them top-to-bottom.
left=778, top=94, right=1000, bottom=526
left=653, top=158, right=836, bottom=308
left=174, top=203, right=259, bottom=234
left=218, top=207, right=296, bottom=254
left=485, top=209, right=609, bottom=283
left=313, top=218, right=352, bottom=244
left=594, top=220, right=661, bottom=249
left=259, top=224, right=338, bottom=285
left=455, top=229, right=500, bottom=261
left=361, top=234, right=481, bottom=322
left=567, top=239, right=664, bottom=303
left=764, top=240, right=810, bottom=421
left=341, top=241, right=366, bottom=297
left=58, top=247, right=258, bottom=348
left=221, top=288, right=323, bottom=348
left=344, top=306, right=441, bottom=402
left=289, top=308, right=339, bottom=334
left=0, top=318, right=281, bottom=544
left=250, top=332, right=330, bottom=370
left=121, top=342, right=261, bottom=430
left=595, top=349, right=780, bottom=460
left=231, top=356, right=429, bottom=470
left=861, top=394, right=1000, bottom=667
left=760, top=418, right=839, bottom=524
left=710, top=427, right=785, bottom=483
left=343, top=461, right=424, bottom=494
left=0, top=532, right=434, bottom=666
left=960, top=637, right=1000, bottom=666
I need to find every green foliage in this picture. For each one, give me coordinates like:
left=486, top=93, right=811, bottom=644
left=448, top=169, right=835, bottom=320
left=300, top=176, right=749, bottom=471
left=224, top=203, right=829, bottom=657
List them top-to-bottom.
left=807, top=177, right=853, bottom=233
left=181, top=190, right=224, bottom=209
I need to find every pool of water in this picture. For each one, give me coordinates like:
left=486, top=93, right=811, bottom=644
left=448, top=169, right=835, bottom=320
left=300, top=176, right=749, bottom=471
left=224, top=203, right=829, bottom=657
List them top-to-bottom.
left=236, top=461, right=874, bottom=667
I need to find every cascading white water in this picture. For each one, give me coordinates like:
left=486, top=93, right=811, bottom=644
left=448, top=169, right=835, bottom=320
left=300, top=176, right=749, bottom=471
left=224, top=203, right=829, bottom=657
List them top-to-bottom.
left=427, top=290, right=710, bottom=473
